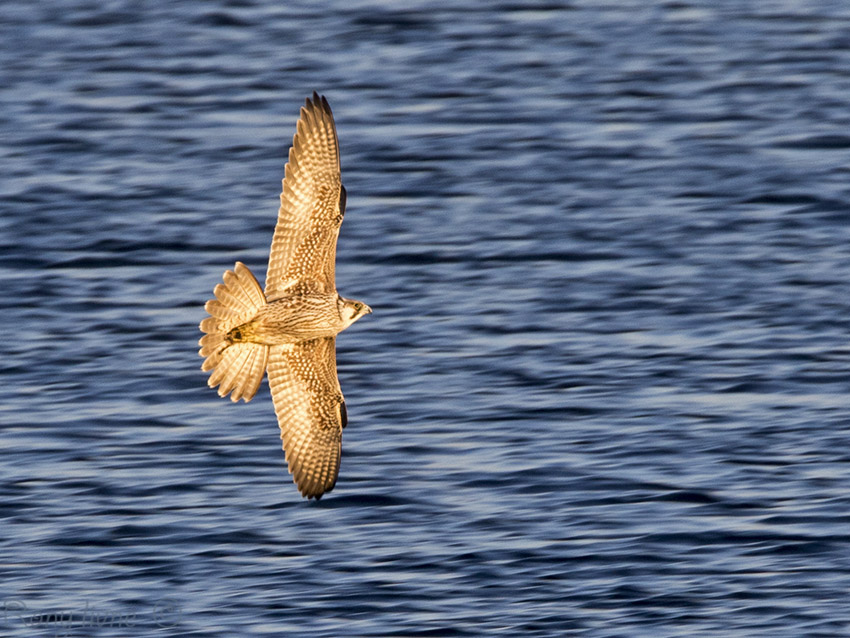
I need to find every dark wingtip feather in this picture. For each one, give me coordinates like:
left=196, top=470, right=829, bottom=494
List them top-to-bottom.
left=304, top=91, right=332, bottom=118
left=340, top=400, right=348, bottom=429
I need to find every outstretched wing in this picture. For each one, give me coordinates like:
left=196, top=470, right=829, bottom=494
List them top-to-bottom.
left=266, top=92, right=346, bottom=301
left=267, top=338, right=347, bottom=499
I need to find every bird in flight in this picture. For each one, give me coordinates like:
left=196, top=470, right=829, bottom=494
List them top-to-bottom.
left=198, top=93, right=371, bottom=500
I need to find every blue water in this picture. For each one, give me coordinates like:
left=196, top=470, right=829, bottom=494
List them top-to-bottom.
left=3, top=1, right=850, bottom=636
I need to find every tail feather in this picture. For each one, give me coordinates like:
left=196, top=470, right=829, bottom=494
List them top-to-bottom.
left=199, top=262, right=269, bottom=402
left=224, top=267, right=266, bottom=309
left=214, top=283, right=252, bottom=314
left=205, top=298, right=235, bottom=319
left=199, top=316, right=219, bottom=335
left=212, top=343, right=269, bottom=401
left=220, top=343, right=269, bottom=402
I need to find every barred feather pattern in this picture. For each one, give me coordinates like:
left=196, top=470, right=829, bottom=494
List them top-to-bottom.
left=266, top=92, right=344, bottom=301
left=199, top=93, right=370, bottom=499
left=199, top=261, right=269, bottom=402
left=250, top=291, right=343, bottom=343
left=267, top=338, right=345, bottom=499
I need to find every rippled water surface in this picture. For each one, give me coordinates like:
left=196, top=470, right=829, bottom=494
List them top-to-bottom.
left=3, top=1, right=850, bottom=636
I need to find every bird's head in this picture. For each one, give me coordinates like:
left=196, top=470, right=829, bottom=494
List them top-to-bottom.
left=338, top=297, right=372, bottom=329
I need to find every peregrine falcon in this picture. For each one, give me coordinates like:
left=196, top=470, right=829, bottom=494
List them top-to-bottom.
left=198, top=93, right=371, bottom=500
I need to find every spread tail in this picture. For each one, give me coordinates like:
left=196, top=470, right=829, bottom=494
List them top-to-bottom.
left=199, top=261, right=269, bottom=402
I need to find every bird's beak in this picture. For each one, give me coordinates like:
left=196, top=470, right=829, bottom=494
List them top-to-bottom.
left=363, top=304, right=372, bottom=315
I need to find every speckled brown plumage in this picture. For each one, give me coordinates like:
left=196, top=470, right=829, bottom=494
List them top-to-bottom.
left=198, top=93, right=371, bottom=500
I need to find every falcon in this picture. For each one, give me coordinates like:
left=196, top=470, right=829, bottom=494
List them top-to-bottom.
left=198, top=93, right=371, bottom=499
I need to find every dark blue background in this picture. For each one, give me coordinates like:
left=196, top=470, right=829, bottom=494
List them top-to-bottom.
left=2, top=1, right=850, bottom=636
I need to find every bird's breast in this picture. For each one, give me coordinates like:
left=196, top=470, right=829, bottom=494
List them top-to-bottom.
left=249, top=294, right=342, bottom=344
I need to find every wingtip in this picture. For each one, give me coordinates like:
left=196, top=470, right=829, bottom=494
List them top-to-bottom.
left=305, top=91, right=332, bottom=117
left=305, top=91, right=321, bottom=112
left=289, top=462, right=337, bottom=500
left=299, top=481, right=335, bottom=501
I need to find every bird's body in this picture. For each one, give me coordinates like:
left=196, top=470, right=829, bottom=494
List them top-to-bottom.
left=198, top=93, right=370, bottom=499
left=230, top=291, right=350, bottom=344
